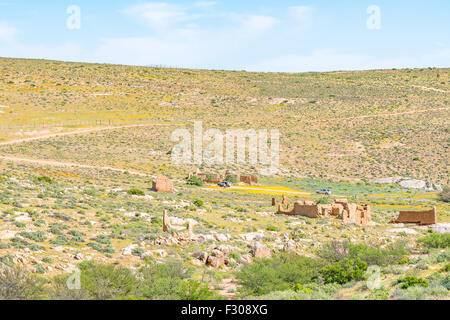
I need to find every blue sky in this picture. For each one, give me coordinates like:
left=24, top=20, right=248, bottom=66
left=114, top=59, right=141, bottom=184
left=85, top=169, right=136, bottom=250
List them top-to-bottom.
left=0, top=0, right=449, bottom=71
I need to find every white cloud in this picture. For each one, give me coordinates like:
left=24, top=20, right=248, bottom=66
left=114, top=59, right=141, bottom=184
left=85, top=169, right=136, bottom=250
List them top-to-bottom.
left=195, top=1, right=217, bottom=7
left=124, top=2, right=189, bottom=31
left=1, top=5, right=448, bottom=72
left=288, top=6, right=314, bottom=29
left=239, top=15, right=278, bottom=33
left=0, top=22, right=18, bottom=42
left=0, top=41, right=84, bottom=62
left=245, top=47, right=450, bottom=72
left=246, top=49, right=371, bottom=72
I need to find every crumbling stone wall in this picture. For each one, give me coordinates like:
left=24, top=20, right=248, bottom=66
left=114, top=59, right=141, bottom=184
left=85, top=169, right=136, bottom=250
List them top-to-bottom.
left=188, top=168, right=258, bottom=185
left=240, top=175, right=258, bottom=185
left=152, top=176, right=174, bottom=193
left=276, top=197, right=371, bottom=226
left=392, top=207, right=436, bottom=225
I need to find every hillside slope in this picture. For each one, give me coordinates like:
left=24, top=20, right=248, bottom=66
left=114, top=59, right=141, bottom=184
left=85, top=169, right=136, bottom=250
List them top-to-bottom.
left=0, top=58, right=448, bottom=184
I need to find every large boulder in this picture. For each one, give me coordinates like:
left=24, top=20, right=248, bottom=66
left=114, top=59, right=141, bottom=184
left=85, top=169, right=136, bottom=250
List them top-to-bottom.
left=398, top=179, right=426, bottom=189
left=429, top=223, right=450, bottom=234
left=214, top=233, right=231, bottom=242
left=283, top=240, right=297, bottom=252
left=250, top=243, right=272, bottom=259
left=192, top=250, right=208, bottom=263
left=206, top=250, right=225, bottom=268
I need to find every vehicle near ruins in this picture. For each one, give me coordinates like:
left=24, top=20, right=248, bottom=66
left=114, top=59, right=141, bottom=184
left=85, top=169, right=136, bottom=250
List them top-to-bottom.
left=316, top=189, right=332, bottom=195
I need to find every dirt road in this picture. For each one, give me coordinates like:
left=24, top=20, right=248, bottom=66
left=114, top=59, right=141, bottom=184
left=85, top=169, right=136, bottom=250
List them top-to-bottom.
left=310, top=107, right=450, bottom=123
left=0, top=122, right=181, bottom=176
left=0, top=122, right=181, bottom=146
left=0, top=155, right=149, bottom=176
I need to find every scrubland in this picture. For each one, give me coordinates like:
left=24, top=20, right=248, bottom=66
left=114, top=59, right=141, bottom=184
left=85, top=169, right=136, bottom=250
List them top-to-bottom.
left=0, top=58, right=448, bottom=300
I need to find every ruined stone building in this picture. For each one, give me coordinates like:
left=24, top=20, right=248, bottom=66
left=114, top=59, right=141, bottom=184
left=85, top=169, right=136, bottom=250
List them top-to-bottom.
left=188, top=168, right=258, bottom=185
left=240, top=175, right=258, bottom=185
left=152, top=176, right=174, bottom=193
left=277, top=198, right=371, bottom=226
left=391, top=207, right=437, bottom=225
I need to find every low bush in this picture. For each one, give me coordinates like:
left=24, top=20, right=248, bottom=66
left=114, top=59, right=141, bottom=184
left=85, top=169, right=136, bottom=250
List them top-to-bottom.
left=35, top=176, right=54, bottom=184
left=187, top=176, right=203, bottom=186
left=438, top=186, right=450, bottom=203
left=127, top=189, right=145, bottom=196
left=193, top=199, right=204, bottom=207
left=418, top=233, right=450, bottom=248
left=319, top=240, right=408, bottom=266
left=348, top=242, right=408, bottom=266
left=236, top=252, right=325, bottom=296
left=319, top=258, right=367, bottom=284
left=136, top=259, right=192, bottom=299
left=77, top=261, right=137, bottom=300
left=0, top=266, right=45, bottom=300
left=395, top=276, right=428, bottom=289
left=178, top=279, right=220, bottom=300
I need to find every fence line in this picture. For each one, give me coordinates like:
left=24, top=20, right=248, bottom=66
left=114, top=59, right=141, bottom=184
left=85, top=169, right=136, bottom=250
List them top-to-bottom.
left=0, top=118, right=160, bottom=130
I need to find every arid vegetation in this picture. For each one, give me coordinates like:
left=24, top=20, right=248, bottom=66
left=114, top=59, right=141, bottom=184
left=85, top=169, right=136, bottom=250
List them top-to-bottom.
left=0, top=58, right=448, bottom=300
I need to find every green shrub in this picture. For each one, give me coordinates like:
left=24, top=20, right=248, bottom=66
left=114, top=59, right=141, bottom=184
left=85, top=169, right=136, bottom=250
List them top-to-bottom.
left=225, top=175, right=238, bottom=183
left=36, top=176, right=54, bottom=184
left=187, top=176, right=203, bottom=186
left=438, top=186, right=450, bottom=203
left=127, top=189, right=145, bottom=196
left=316, top=196, right=332, bottom=204
left=193, top=199, right=204, bottom=207
left=151, top=217, right=163, bottom=226
left=14, top=222, right=26, bottom=228
left=18, top=231, right=47, bottom=242
left=418, top=233, right=450, bottom=248
left=50, top=235, right=69, bottom=246
left=318, top=240, right=350, bottom=262
left=319, top=240, right=408, bottom=266
left=348, top=242, right=408, bottom=266
left=0, top=243, right=10, bottom=249
left=132, top=247, right=145, bottom=257
left=435, top=250, right=450, bottom=263
left=236, top=252, right=324, bottom=296
left=42, top=257, right=53, bottom=264
left=397, top=257, right=410, bottom=265
left=319, top=258, right=368, bottom=284
left=136, top=259, right=191, bottom=299
left=78, top=261, right=137, bottom=300
left=35, top=264, right=46, bottom=274
left=0, top=266, right=45, bottom=300
left=49, top=276, right=91, bottom=300
left=395, top=276, right=428, bottom=289
left=178, top=280, right=219, bottom=300
left=246, top=283, right=341, bottom=300
left=367, top=287, right=390, bottom=300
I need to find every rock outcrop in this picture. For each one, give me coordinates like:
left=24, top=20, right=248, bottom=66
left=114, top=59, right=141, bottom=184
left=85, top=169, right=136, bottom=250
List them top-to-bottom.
left=250, top=243, right=272, bottom=259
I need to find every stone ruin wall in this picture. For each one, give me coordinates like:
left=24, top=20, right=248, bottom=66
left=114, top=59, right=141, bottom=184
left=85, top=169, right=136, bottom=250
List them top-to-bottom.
left=188, top=169, right=258, bottom=185
left=240, top=175, right=258, bottom=185
left=152, top=176, right=174, bottom=193
left=277, top=198, right=371, bottom=226
left=393, top=207, right=437, bottom=225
